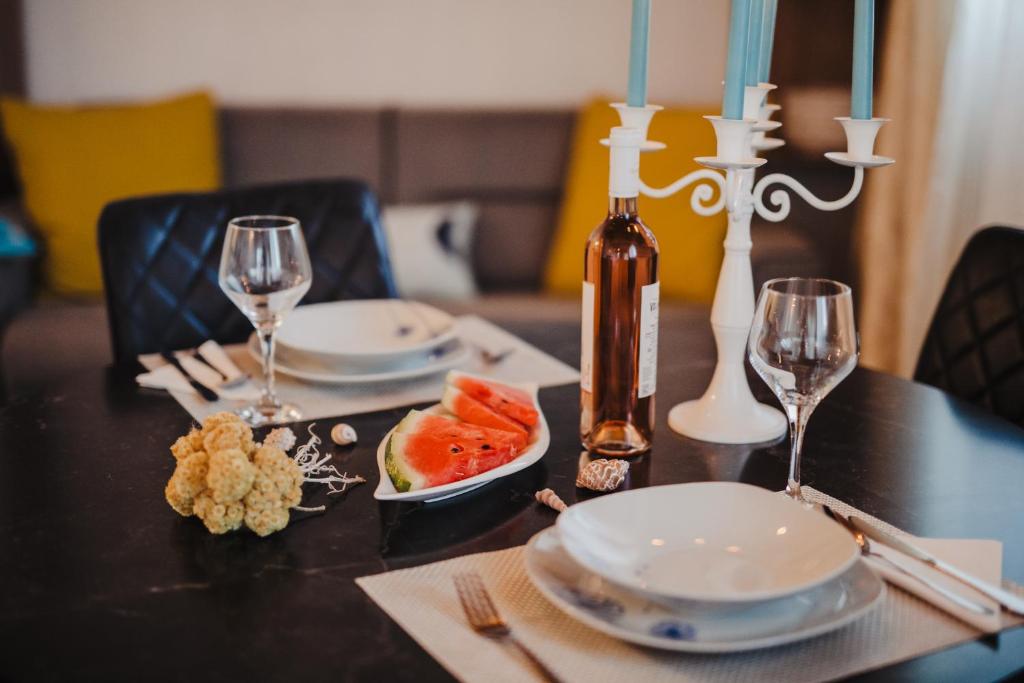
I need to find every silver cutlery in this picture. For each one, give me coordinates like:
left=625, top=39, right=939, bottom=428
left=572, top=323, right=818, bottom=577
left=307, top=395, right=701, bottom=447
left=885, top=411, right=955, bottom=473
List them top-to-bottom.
left=191, top=348, right=250, bottom=387
left=159, top=351, right=219, bottom=402
left=822, top=506, right=995, bottom=617
left=849, top=515, right=1024, bottom=616
left=453, top=572, right=563, bottom=683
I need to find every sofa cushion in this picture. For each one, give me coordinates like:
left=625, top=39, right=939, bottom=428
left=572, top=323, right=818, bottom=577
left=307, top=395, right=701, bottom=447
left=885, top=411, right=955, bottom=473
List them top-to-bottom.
left=0, top=91, right=221, bottom=295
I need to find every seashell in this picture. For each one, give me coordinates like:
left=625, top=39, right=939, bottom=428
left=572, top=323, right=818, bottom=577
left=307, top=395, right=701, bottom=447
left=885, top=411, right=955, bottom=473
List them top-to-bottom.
left=331, top=423, right=358, bottom=446
left=263, top=427, right=297, bottom=452
left=576, top=458, right=629, bottom=492
left=535, top=488, right=568, bottom=512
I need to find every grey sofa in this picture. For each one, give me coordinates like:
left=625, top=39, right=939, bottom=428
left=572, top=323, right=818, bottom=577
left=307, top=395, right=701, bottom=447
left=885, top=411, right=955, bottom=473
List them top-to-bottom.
left=1, top=106, right=823, bottom=395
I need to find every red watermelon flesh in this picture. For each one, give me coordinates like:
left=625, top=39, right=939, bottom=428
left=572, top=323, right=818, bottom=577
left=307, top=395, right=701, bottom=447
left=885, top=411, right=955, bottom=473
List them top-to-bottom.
left=446, top=371, right=539, bottom=427
left=441, top=385, right=531, bottom=442
left=386, top=410, right=522, bottom=491
left=395, top=410, right=527, bottom=450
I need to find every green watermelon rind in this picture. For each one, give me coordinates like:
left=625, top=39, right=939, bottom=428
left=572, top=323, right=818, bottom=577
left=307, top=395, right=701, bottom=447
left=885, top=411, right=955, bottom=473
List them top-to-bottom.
left=384, top=434, right=413, bottom=493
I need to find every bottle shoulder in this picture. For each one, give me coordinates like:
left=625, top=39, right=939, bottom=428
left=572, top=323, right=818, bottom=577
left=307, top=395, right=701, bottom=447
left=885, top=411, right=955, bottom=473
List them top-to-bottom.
left=587, top=214, right=659, bottom=251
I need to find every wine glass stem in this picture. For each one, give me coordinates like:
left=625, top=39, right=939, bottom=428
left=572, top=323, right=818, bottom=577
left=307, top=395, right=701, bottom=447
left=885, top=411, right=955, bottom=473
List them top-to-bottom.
left=256, top=326, right=280, bottom=412
left=785, top=402, right=812, bottom=499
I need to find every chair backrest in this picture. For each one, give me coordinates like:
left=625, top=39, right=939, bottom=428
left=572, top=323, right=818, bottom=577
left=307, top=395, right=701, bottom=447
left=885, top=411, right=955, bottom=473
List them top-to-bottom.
left=99, top=178, right=397, bottom=365
left=915, top=225, right=1024, bottom=427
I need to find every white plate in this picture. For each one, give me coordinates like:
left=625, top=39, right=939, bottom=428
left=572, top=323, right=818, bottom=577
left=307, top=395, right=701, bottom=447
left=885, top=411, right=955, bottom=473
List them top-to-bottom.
left=277, top=299, right=457, bottom=368
left=247, top=334, right=469, bottom=385
left=373, top=380, right=549, bottom=503
left=556, top=482, right=859, bottom=603
left=525, top=527, right=884, bottom=653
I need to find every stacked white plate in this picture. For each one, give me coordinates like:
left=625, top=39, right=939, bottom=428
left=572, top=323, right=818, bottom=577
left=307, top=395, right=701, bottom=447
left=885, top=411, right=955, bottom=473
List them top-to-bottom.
left=249, top=299, right=469, bottom=384
left=525, top=482, right=885, bottom=653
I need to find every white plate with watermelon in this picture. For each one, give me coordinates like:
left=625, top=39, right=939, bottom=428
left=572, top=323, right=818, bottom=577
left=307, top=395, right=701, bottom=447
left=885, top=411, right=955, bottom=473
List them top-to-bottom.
left=374, top=371, right=550, bottom=503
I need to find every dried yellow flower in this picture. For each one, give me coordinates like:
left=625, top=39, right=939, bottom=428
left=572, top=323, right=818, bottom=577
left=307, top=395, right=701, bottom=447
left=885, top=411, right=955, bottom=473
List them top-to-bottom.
left=202, top=422, right=255, bottom=456
left=185, top=427, right=204, bottom=452
left=170, top=434, right=194, bottom=461
left=243, top=446, right=304, bottom=536
left=206, top=448, right=256, bottom=504
left=165, top=450, right=209, bottom=516
left=193, top=491, right=245, bottom=534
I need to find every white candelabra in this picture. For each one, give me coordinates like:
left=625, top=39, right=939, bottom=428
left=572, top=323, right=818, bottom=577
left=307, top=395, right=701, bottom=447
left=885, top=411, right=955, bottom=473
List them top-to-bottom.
left=609, top=84, right=893, bottom=444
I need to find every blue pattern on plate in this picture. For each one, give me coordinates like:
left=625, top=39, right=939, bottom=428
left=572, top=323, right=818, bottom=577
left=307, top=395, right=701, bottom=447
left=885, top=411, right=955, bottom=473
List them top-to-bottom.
left=558, top=586, right=625, bottom=622
left=650, top=620, right=697, bottom=641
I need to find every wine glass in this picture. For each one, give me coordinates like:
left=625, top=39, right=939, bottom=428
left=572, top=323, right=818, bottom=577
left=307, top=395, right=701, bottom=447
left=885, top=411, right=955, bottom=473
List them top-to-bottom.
left=219, top=216, right=312, bottom=426
left=748, top=278, right=858, bottom=500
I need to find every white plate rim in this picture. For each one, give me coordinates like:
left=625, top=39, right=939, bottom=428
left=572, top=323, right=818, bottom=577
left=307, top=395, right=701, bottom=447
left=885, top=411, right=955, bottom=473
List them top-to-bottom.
left=277, top=299, right=457, bottom=360
left=247, top=334, right=470, bottom=384
left=373, top=379, right=549, bottom=503
left=555, top=482, right=860, bottom=603
left=524, top=527, right=886, bottom=654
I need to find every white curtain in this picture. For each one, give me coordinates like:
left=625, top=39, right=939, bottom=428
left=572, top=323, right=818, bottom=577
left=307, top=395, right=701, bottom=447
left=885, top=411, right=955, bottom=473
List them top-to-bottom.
left=858, top=0, right=1024, bottom=376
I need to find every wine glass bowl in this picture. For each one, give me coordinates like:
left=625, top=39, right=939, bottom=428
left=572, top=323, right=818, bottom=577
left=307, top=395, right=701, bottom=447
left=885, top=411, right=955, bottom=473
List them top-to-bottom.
left=219, top=215, right=312, bottom=426
left=748, top=278, right=858, bottom=499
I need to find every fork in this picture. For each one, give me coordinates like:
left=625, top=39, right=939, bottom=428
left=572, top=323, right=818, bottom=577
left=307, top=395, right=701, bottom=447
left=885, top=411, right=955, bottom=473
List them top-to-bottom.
left=822, top=505, right=994, bottom=616
left=453, top=572, right=563, bottom=683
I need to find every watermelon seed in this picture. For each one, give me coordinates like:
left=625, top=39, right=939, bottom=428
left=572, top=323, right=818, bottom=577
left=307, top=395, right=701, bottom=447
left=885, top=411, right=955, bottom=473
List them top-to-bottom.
left=482, top=444, right=492, bottom=450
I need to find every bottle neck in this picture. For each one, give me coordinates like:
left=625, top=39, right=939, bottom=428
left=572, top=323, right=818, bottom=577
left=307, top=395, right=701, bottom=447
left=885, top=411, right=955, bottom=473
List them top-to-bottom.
left=608, top=196, right=638, bottom=218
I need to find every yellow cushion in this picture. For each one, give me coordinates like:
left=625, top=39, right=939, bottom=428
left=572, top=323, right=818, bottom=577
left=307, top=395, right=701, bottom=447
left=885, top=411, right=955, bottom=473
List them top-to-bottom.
left=1, top=92, right=221, bottom=295
left=545, top=100, right=726, bottom=303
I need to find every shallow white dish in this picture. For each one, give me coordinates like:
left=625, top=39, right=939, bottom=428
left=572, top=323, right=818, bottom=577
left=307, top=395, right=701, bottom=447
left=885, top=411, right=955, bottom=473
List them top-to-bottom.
left=276, top=299, right=457, bottom=368
left=247, top=334, right=469, bottom=385
left=373, top=380, right=549, bottom=503
left=556, top=482, right=859, bottom=603
left=525, top=527, right=884, bottom=653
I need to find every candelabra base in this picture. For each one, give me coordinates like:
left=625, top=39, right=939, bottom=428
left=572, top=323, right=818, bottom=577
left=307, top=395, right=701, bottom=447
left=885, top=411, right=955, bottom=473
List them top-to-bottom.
left=668, top=394, right=786, bottom=444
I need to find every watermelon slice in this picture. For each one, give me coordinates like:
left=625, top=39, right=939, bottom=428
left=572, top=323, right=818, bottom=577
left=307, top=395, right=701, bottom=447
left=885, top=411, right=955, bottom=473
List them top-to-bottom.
left=446, top=371, right=539, bottom=427
left=441, top=385, right=531, bottom=442
left=385, top=410, right=523, bottom=491
left=395, top=410, right=527, bottom=450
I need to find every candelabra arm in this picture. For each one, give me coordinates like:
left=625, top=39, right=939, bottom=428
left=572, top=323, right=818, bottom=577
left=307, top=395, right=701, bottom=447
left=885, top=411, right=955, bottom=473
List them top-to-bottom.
left=753, top=165, right=865, bottom=222
left=639, top=169, right=726, bottom=216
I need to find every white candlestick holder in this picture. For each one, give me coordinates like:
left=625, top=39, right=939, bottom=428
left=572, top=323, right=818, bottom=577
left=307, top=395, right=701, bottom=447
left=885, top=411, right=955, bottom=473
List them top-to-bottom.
left=607, top=86, right=893, bottom=444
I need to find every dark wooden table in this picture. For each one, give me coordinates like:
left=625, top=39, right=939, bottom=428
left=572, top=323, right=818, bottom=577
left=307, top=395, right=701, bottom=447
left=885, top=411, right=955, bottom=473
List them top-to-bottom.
left=2, top=309, right=1023, bottom=682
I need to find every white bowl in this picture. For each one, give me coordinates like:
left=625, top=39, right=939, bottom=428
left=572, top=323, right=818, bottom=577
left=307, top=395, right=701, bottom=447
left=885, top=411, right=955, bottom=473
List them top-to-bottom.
left=277, top=299, right=456, bottom=369
left=373, top=380, right=549, bottom=503
left=556, top=482, right=859, bottom=602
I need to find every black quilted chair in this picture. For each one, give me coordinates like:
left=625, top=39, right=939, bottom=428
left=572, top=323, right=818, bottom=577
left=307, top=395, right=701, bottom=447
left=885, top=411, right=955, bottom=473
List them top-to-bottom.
left=99, top=179, right=397, bottom=366
left=915, top=225, right=1024, bottom=428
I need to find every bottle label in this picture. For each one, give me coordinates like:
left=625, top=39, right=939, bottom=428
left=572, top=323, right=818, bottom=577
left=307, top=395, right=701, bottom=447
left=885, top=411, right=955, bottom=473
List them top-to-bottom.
left=580, top=281, right=595, bottom=393
left=638, top=281, right=659, bottom=398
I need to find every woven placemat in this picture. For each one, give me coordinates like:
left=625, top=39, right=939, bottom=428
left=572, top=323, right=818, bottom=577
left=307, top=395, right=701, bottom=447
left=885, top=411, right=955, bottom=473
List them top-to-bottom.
left=357, top=487, right=1023, bottom=682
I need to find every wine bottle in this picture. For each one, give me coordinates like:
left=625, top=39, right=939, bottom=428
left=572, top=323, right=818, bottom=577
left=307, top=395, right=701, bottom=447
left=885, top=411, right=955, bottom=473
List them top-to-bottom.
left=580, top=126, right=659, bottom=456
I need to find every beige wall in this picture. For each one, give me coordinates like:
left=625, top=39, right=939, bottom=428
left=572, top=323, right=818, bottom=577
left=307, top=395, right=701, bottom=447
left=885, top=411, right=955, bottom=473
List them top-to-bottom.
left=24, top=0, right=728, bottom=108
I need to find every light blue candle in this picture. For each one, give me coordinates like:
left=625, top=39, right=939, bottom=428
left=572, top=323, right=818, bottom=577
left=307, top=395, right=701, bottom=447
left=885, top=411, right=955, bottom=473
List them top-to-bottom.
left=626, top=0, right=651, bottom=107
left=722, top=0, right=751, bottom=119
left=744, top=0, right=764, bottom=87
left=758, top=0, right=778, bottom=83
left=851, top=0, right=875, bottom=119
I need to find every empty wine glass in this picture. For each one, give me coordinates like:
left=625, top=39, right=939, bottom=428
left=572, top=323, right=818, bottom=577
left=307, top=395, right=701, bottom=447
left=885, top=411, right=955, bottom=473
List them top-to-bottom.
left=219, top=216, right=312, bottom=426
left=748, top=278, right=858, bottom=500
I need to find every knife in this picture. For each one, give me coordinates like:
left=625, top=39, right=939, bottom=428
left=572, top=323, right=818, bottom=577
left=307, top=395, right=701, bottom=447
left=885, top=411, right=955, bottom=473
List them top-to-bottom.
left=160, top=351, right=220, bottom=402
left=849, top=515, right=1024, bottom=615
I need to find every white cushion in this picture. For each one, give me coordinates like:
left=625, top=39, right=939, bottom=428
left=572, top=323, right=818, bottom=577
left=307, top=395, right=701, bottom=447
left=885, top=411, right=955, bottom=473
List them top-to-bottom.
left=382, top=202, right=479, bottom=299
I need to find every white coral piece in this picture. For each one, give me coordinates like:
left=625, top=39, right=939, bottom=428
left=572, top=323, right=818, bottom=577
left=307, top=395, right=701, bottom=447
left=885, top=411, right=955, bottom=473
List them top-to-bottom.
left=293, top=423, right=366, bottom=495
left=263, top=427, right=297, bottom=452
left=576, top=458, right=629, bottom=492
